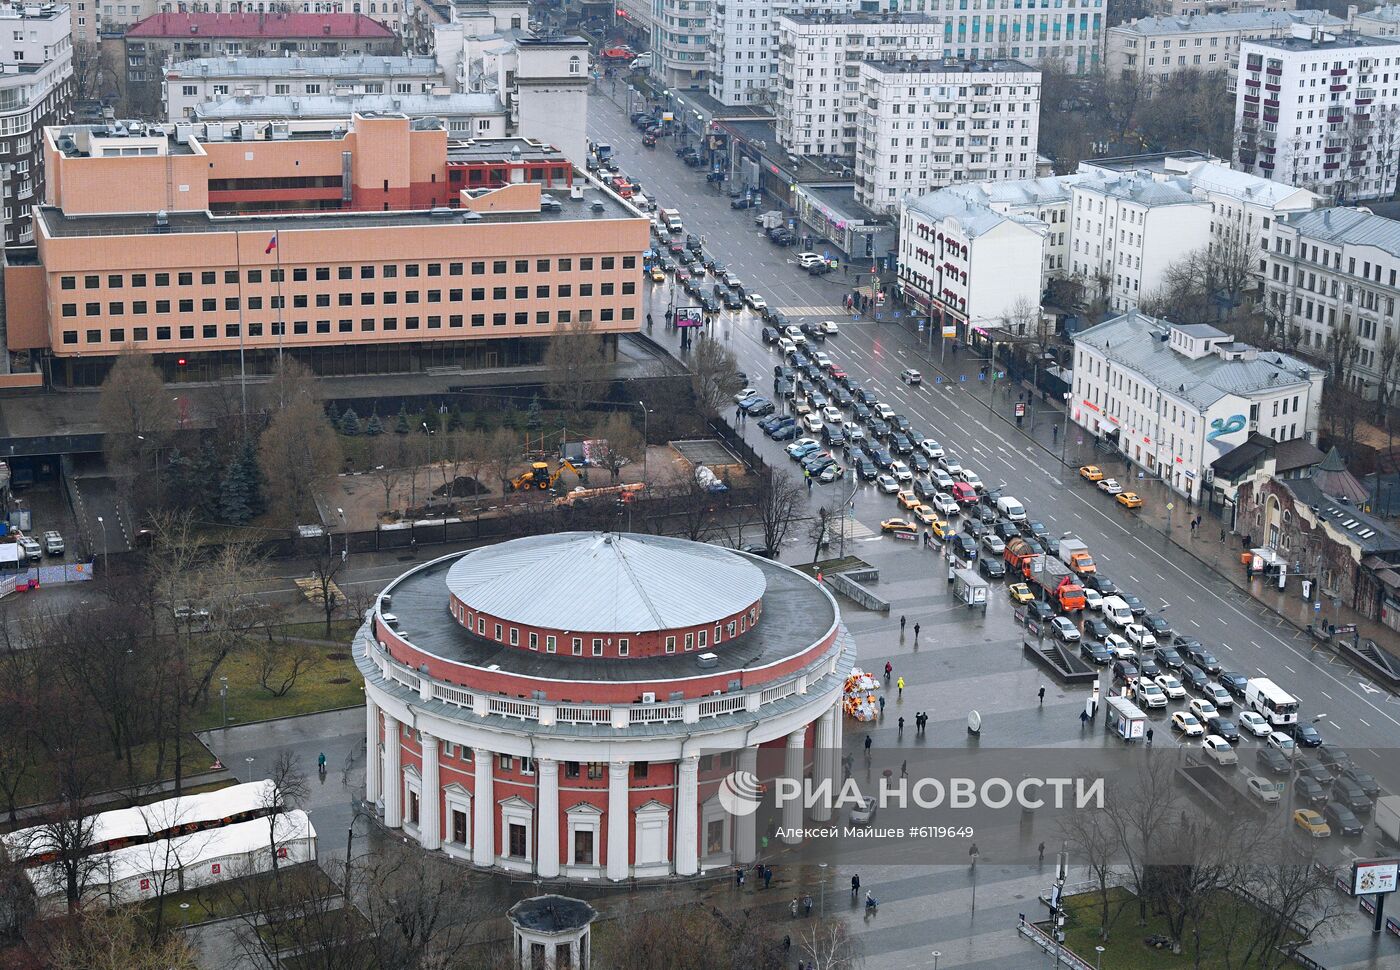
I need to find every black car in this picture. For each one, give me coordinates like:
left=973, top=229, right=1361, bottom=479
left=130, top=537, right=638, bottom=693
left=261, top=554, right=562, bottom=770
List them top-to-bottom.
left=807, top=260, right=833, bottom=276
left=721, top=290, right=743, bottom=309
left=701, top=295, right=721, bottom=314
left=799, top=322, right=826, bottom=342
left=760, top=326, right=779, bottom=344
left=774, top=379, right=794, bottom=400
left=855, top=386, right=880, bottom=406
left=832, top=388, right=854, bottom=408
left=850, top=401, right=871, bottom=423
left=759, top=414, right=794, bottom=435
left=891, top=414, right=913, bottom=434
left=867, top=418, right=891, bottom=440
left=771, top=423, right=799, bottom=441
left=890, top=432, right=914, bottom=455
left=870, top=447, right=894, bottom=469
left=910, top=452, right=931, bottom=475
left=856, top=458, right=878, bottom=481
left=976, top=505, right=999, bottom=525
left=962, top=519, right=990, bottom=541
left=994, top=520, right=1022, bottom=542
left=1022, top=520, right=1050, bottom=542
left=950, top=535, right=977, bottom=562
left=1043, top=536, right=1061, bottom=557
left=978, top=558, right=1006, bottom=580
left=1083, top=573, right=1119, bottom=596
left=1120, top=593, right=1147, bottom=616
left=1029, top=600, right=1056, bottom=623
left=1143, top=614, right=1173, bottom=639
left=1084, top=617, right=1111, bottom=641
left=1081, top=640, right=1113, bottom=665
left=1182, top=643, right=1222, bottom=674
left=1153, top=646, right=1184, bottom=670
left=1137, top=657, right=1162, bottom=679
left=1111, top=659, right=1139, bottom=683
left=1180, top=664, right=1211, bottom=692
left=1217, top=671, right=1249, bottom=699
left=1206, top=716, right=1240, bottom=743
left=1287, top=721, right=1323, bottom=748
left=1316, top=743, right=1352, bottom=775
left=1256, top=746, right=1292, bottom=776
left=1298, top=760, right=1333, bottom=786
left=1341, top=766, right=1380, bottom=798
left=1293, top=774, right=1329, bottom=807
left=1329, top=777, right=1372, bottom=815
left=1323, top=802, right=1365, bottom=837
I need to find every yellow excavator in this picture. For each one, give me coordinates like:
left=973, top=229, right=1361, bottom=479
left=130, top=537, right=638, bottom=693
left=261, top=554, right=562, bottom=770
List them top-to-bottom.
left=509, top=459, right=585, bottom=491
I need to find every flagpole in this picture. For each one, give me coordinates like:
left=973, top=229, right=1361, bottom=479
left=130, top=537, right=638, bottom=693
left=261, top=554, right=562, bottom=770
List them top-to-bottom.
left=274, top=227, right=284, bottom=364
left=235, top=230, right=247, bottom=434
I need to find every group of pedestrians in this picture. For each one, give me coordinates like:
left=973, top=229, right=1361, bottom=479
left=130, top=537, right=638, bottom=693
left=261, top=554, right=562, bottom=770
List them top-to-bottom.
left=734, top=863, right=775, bottom=890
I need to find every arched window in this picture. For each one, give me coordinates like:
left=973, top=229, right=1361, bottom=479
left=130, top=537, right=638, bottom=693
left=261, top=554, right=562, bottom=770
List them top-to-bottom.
left=568, top=55, right=581, bottom=75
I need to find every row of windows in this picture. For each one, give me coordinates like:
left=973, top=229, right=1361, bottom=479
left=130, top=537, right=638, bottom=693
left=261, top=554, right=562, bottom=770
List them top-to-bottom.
left=57, top=256, right=638, bottom=290
left=60, top=281, right=636, bottom=317
left=59, top=307, right=636, bottom=345
left=457, top=604, right=756, bottom=655
left=426, top=738, right=653, bottom=781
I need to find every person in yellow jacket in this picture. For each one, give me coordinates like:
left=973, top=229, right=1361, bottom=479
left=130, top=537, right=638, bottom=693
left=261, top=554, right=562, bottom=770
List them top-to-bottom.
left=896, top=676, right=905, bottom=698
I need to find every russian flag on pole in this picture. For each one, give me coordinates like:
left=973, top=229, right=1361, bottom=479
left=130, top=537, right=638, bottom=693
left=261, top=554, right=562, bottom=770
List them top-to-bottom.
left=264, top=233, right=278, bottom=254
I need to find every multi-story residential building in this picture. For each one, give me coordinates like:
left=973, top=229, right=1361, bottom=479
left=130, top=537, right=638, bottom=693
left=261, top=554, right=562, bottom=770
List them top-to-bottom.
left=82, top=0, right=406, bottom=47
left=650, top=0, right=710, bottom=90
left=718, top=0, right=1101, bottom=109
left=1155, top=0, right=1296, bottom=16
left=0, top=3, right=72, bottom=247
left=1354, top=3, right=1400, bottom=36
left=1104, top=10, right=1341, bottom=88
left=775, top=12, right=942, bottom=156
left=119, top=13, right=399, bottom=113
left=1235, top=28, right=1400, bottom=203
left=163, top=54, right=448, bottom=121
left=853, top=58, right=1041, bottom=214
left=193, top=92, right=509, bottom=140
left=0, top=114, right=644, bottom=387
left=897, top=186, right=1049, bottom=338
left=1262, top=206, right=1400, bottom=399
left=1070, top=310, right=1324, bottom=502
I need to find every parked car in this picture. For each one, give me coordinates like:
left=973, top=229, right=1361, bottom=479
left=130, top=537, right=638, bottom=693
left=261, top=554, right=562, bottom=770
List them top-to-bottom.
left=41, top=531, right=64, bottom=557
left=1081, top=641, right=1113, bottom=665
left=1205, top=716, right=1240, bottom=743
left=1202, top=735, right=1238, bottom=766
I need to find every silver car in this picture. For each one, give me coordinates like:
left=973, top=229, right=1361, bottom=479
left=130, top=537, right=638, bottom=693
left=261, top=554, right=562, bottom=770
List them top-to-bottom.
left=850, top=795, right=877, bottom=826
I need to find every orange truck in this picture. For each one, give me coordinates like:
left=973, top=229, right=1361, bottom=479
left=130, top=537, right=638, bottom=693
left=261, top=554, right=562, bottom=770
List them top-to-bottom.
left=1004, top=536, right=1044, bottom=573
left=1058, top=536, right=1096, bottom=575
left=1028, top=557, right=1087, bottom=612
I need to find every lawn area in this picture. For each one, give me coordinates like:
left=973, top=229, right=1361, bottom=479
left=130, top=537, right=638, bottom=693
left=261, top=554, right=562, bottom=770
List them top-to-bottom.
left=273, top=619, right=362, bottom=642
left=188, top=640, right=364, bottom=732
left=135, top=863, right=339, bottom=931
left=1055, top=887, right=1307, bottom=970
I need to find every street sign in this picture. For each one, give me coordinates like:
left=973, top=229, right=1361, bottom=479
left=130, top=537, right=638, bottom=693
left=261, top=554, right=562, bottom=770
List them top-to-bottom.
left=918, top=321, right=926, bottom=332
left=942, top=325, right=957, bottom=338
left=1014, top=403, right=1026, bottom=417
left=1166, top=502, right=1175, bottom=512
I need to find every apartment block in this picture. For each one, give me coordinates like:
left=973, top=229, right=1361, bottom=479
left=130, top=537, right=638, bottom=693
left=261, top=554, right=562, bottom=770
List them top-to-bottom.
left=81, top=0, right=405, bottom=47
left=649, top=0, right=711, bottom=90
left=1157, top=0, right=1295, bottom=16
left=0, top=3, right=72, bottom=246
left=1355, top=4, right=1400, bottom=36
left=1104, top=10, right=1341, bottom=88
left=775, top=12, right=943, bottom=156
left=120, top=13, right=399, bottom=113
left=1235, top=28, right=1400, bottom=203
left=163, top=55, right=448, bottom=121
left=854, top=58, right=1040, bottom=214
left=192, top=92, right=509, bottom=140
left=0, top=115, right=645, bottom=387
left=1262, top=206, right=1400, bottom=399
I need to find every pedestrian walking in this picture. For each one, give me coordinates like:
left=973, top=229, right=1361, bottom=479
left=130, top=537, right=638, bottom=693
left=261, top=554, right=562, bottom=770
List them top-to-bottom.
left=1052, top=426, right=1058, bottom=444
left=1220, top=527, right=1227, bottom=542
left=900, top=615, right=906, bottom=633
left=913, top=622, right=920, bottom=642
left=884, top=661, right=893, bottom=681
left=896, top=676, right=905, bottom=697
left=1038, top=685, right=1046, bottom=705
left=878, top=695, right=886, bottom=715
left=1080, top=709, right=1090, bottom=728
left=898, top=716, right=905, bottom=737
left=1146, top=727, right=1154, bottom=746
left=864, top=734, right=873, bottom=752
left=901, top=759, right=908, bottom=778
left=1038, top=842, right=1046, bottom=864
left=764, top=866, right=773, bottom=889
left=736, top=867, right=745, bottom=888
left=851, top=874, right=861, bottom=899
left=803, top=894, right=813, bottom=917
left=790, top=898, right=799, bottom=918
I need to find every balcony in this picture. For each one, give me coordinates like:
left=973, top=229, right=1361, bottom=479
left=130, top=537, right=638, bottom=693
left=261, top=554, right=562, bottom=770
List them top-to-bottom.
left=1331, top=67, right=1348, bottom=76
left=1245, top=78, right=1260, bottom=88
left=1330, top=84, right=1348, bottom=92
left=1244, top=95, right=1260, bottom=104
left=1325, top=146, right=1342, bottom=155
left=1260, top=161, right=1275, bottom=171
left=1324, top=162, right=1340, bottom=171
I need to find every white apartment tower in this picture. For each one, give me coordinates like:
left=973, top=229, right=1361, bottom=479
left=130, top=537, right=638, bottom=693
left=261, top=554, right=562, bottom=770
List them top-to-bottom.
left=650, top=0, right=712, bottom=90
left=0, top=3, right=72, bottom=245
left=1234, top=27, right=1400, bottom=203
left=854, top=58, right=1041, bottom=214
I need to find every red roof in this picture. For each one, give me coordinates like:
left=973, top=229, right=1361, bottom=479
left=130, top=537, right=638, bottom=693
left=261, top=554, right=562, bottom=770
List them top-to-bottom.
left=125, top=12, right=395, bottom=39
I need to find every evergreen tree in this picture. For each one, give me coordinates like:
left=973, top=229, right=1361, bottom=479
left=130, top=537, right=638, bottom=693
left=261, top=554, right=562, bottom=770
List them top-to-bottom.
left=325, top=402, right=340, bottom=427
left=395, top=404, right=411, bottom=434
left=446, top=405, right=464, bottom=432
left=338, top=406, right=361, bottom=436
left=421, top=408, right=441, bottom=435
left=365, top=413, right=384, bottom=436
left=237, top=438, right=266, bottom=518
left=219, top=451, right=255, bottom=524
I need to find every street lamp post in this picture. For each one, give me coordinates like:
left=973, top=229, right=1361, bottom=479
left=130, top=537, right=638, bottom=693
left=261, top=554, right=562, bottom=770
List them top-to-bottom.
left=635, top=401, right=650, bottom=489
left=96, top=515, right=108, bottom=575
left=220, top=675, right=228, bottom=730
left=245, top=756, right=255, bottom=783
left=818, top=862, right=827, bottom=916
left=1095, top=945, right=1105, bottom=969
left=931, top=952, right=941, bottom=970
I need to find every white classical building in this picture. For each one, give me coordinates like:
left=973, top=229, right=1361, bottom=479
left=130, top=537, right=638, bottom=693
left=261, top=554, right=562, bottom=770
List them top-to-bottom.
left=1104, top=10, right=1342, bottom=88
left=1234, top=28, right=1400, bottom=203
left=854, top=58, right=1041, bottom=214
left=1262, top=206, right=1400, bottom=399
left=1070, top=311, right=1324, bottom=501
left=357, top=533, right=853, bottom=880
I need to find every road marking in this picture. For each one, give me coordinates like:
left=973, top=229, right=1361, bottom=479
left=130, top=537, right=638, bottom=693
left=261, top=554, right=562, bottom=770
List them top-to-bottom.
left=1129, top=575, right=1140, bottom=584
left=1185, top=593, right=1196, bottom=603
left=1218, top=616, right=1229, bottom=625
left=1190, top=619, right=1201, bottom=628
left=1250, top=641, right=1262, bottom=649
left=1222, top=642, right=1233, bottom=650
left=1283, top=664, right=1296, bottom=674
left=1320, top=691, right=1332, bottom=701
left=1359, top=717, right=1372, bottom=728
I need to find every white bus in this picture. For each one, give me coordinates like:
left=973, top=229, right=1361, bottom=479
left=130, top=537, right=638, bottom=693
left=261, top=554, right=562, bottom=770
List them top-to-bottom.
left=1245, top=678, right=1299, bottom=726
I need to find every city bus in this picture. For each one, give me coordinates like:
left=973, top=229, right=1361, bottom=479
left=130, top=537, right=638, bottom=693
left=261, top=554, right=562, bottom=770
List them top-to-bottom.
left=1244, top=677, right=1299, bottom=726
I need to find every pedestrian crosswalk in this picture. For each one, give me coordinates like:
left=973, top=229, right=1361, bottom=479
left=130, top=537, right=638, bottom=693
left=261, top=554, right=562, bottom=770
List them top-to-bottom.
left=778, top=305, right=845, bottom=318
left=833, top=515, right=876, bottom=542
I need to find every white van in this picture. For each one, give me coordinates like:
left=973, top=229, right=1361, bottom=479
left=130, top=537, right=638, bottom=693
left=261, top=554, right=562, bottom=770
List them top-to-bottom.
left=629, top=52, right=653, bottom=71
left=996, top=495, right=1027, bottom=522
left=1102, top=595, right=1133, bottom=629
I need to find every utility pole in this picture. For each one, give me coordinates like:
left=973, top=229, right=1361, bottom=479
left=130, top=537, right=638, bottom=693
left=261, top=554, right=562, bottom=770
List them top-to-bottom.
left=1050, top=842, right=1069, bottom=968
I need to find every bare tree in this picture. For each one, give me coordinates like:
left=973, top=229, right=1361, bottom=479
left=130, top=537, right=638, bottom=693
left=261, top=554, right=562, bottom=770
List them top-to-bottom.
left=544, top=319, right=610, bottom=417
left=1375, top=329, right=1400, bottom=421
left=689, top=336, right=744, bottom=419
left=98, top=353, right=178, bottom=515
left=258, top=393, right=344, bottom=526
left=592, top=410, right=644, bottom=482
left=482, top=426, right=521, bottom=499
left=369, top=435, right=407, bottom=516
left=755, top=468, right=803, bottom=556
left=808, top=505, right=832, bottom=563
left=302, top=535, right=350, bottom=638
left=0, top=626, right=43, bottom=822
left=253, top=637, right=323, bottom=697
left=261, top=751, right=309, bottom=878
left=44, top=906, right=199, bottom=970
left=796, top=917, right=860, bottom=970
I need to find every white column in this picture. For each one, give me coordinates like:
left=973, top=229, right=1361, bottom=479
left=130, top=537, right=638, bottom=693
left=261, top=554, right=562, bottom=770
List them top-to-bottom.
left=365, top=696, right=382, bottom=807
left=829, top=699, right=845, bottom=791
left=812, top=709, right=835, bottom=822
left=382, top=712, right=402, bottom=828
left=781, top=727, right=805, bottom=844
left=419, top=733, right=441, bottom=851
left=734, top=745, right=758, bottom=864
left=473, top=747, right=494, bottom=866
left=675, top=755, right=699, bottom=875
left=537, top=758, right=560, bottom=879
left=606, top=759, right=630, bottom=881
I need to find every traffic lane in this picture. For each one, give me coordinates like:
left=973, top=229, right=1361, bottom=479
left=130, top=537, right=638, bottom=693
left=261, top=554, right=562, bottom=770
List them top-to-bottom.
left=701, top=306, right=1400, bottom=751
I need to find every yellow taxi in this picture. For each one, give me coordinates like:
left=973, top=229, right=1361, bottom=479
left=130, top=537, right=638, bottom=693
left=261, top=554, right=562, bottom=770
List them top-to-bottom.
left=649, top=266, right=666, bottom=283
left=1078, top=465, right=1104, bottom=482
left=897, top=490, right=921, bottom=512
left=1117, top=492, right=1144, bottom=509
left=912, top=504, right=938, bottom=526
left=880, top=517, right=918, bottom=536
left=929, top=517, right=953, bottom=540
left=1008, top=583, right=1035, bottom=604
left=1292, top=809, right=1331, bottom=838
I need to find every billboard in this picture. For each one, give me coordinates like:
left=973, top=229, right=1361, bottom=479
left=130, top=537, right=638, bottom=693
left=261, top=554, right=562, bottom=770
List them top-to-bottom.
left=674, top=306, right=704, bottom=328
left=1353, top=859, right=1399, bottom=896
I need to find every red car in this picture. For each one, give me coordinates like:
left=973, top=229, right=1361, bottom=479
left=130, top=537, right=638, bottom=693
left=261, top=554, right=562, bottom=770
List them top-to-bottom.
left=600, top=46, right=635, bottom=60
left=828, top=365, right=847, bottom=381
left=951, top=482, right=978, bottom=505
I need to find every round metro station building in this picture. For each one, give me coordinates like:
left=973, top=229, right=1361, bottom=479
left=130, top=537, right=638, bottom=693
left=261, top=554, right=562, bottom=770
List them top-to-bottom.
left=356, top=532, right=855, bottom=880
